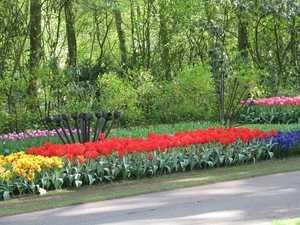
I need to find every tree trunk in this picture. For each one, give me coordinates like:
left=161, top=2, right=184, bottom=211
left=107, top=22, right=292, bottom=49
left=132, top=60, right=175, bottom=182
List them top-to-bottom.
left=28, top=0, right=42, bottom=107
left=30, top=0, right=42, bottom=70
left=64, top=0, right=77, bottom=67
left=130, top=1, right=137, bottom=67
left=145, top=1, right=151, bottom=69
left=158, top=2, right=170, bottom=80
left=113, top=9, right=127, bottom=70
left=237, top=19, right=248, bottom=60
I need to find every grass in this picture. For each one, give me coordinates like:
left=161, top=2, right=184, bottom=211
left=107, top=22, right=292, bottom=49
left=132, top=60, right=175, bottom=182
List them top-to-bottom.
left=111, top=122, right=300, bottom=138
left=240, top=123, right=300, bottom=132
left=1, top=156, right=300, bottom=217
left=272, top=217, right=300, bottom=225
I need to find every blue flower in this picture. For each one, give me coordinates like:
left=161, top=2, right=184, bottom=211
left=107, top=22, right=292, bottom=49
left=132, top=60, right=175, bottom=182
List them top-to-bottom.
left=264, top=130, right=300, bottom=153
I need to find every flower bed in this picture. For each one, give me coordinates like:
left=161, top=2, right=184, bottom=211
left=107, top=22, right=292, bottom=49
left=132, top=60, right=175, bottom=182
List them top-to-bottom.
left=241, top=95, right=300, bottom=124
left=246, top=95, right=300, bottom=106
left=1, top=127, right=286, bottom=200
left=0, top=128, right=76, bottom=156
left=265, top=130, right=300, bottom=157
left=0, top=152, right=63, bottom=200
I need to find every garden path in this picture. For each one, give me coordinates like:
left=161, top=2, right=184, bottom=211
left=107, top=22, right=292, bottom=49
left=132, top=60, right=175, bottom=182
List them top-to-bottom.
left=1, top=170, right=300, bottom=225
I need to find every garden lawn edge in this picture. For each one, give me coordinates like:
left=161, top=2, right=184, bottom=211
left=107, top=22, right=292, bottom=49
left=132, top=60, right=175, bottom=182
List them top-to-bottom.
left=1, top=156, right=300, bottom=217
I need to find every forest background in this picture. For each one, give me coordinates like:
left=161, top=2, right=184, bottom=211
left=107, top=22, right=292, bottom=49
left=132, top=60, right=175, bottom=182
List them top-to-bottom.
left=0, top=0, right=300, bottom=134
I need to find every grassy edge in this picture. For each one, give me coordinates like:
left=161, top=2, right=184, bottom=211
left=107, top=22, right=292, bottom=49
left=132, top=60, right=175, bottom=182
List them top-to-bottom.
left=1, top=157, right=300, bottom=217
left=272, top=216, right=300, bottom=225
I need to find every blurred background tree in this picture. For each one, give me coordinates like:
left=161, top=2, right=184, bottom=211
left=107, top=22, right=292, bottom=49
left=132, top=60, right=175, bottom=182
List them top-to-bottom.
left=0, top=0, right=299, bottom=133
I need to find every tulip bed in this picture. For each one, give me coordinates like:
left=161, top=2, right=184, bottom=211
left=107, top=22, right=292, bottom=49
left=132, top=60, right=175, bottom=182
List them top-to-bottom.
left=242, top=95, right=300, bottom=124
left=248, top=95, right=300, bottom=106
left=3, top=125, right=300, bottom=201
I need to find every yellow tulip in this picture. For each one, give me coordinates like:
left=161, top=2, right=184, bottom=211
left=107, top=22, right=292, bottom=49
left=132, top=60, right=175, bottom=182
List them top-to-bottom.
left=0, top=151, right=63, bottom=181
left=2, top=170, right=12, bottom=180
left=27, top=171, right=35, bottom=181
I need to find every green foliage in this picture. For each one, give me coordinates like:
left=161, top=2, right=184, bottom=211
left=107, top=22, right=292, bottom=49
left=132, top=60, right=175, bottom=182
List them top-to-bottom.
left=1, top=0, right=300, bottom=132
left=228, top=60, right=266, bottom=98
left=148, top=64, right=217, bottom=124
left=91, top=67, right=217, bottom=126
left=0, top=69, right=47, bottom=133
left=126, top=70, right=159, bottom=123
left=97, top=72, right=143, bottom=126
left=241, top=105, right=300, bottom=124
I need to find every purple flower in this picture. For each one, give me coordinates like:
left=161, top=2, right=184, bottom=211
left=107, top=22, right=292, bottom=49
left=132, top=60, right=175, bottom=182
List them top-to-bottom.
left=266, top=130, right=300, bottom=152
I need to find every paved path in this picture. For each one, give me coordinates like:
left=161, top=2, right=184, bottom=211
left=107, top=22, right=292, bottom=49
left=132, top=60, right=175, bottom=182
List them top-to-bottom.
left=1, top=171, right=300, bottom=225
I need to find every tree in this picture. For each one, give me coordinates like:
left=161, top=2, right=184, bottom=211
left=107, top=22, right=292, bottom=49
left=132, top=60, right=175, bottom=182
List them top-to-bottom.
left=28, top=0, right=42, bottom=105
left=29, top=0, right=42, bottom=71
left=64, top=0, right=77, bottom=67
left=158, top=0, right=171, bottom=80
left=113, top=6, right=127, bottom=70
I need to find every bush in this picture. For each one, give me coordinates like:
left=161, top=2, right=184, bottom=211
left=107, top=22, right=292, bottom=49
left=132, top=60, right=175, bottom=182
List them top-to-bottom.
left=149, top=64, right=217, bottom=123
left=96, top=67, right=217, bottom=126
left=97, top=72, right=143, bottom=127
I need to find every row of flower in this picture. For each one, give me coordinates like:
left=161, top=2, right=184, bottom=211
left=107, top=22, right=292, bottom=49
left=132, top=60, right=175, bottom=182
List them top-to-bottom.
left=241, top=95, right=300, bottom=124
left=244, top=95, right=300, bottom=106
left=2, top=127, right=300, bottom=200
left=0, top=128, right=79, bottom=156
left=0, top=129, right=77, bottom=141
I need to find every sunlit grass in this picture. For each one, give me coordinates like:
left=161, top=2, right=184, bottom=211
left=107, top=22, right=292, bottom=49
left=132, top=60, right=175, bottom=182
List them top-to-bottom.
left=109, top=121, right=221, bottom=138
left=240, top=123, right=300, bottom=132
left=272, top=216, right=300, bottom=225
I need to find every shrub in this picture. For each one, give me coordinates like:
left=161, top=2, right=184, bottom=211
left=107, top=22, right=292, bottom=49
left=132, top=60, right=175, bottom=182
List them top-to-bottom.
left=148, top=64, right=217, bottom=124
left=97, top=72, right=143, bottom=127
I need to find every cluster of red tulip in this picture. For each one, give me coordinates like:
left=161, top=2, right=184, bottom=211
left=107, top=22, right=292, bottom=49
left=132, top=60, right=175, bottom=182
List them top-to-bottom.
left=26, top=127, right=277, bottom=163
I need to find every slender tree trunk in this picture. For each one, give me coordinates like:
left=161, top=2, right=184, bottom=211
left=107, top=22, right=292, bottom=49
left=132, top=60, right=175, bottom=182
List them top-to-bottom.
left=28, top=0, right=42, bottom=108
left=30, top=0, right=42, bottom=70
left=64, top=0, right=77, bottom=67
left=130, top=0, right=137, bottom=67
left=145, top=0, right=151, bottom=69
left=158, top=2, right=170, bottom=80
left=113, top=9, right=127, bottom=70
left=289, top=17, right=297, bottom=67
left=238, top=19, right=248, bottom=60
left=274, top=24, right=283, bottom=77
left=0, top=59, right=4, bottom=80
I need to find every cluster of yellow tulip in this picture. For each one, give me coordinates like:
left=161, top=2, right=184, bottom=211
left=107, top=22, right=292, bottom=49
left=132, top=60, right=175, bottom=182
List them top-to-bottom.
left=0, top=151, right=63, bottom=181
